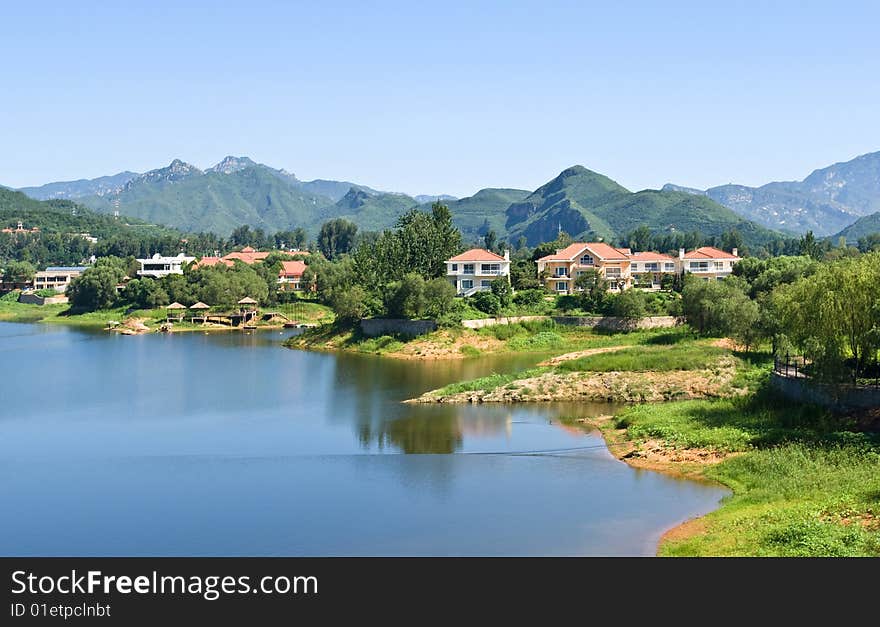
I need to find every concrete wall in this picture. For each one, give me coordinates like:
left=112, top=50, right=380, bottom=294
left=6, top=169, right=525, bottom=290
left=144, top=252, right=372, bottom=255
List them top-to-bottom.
left=18, top=292, right=69, bottom=306
left=461, top=315, right=549, bottom=329
left=552, top=315, right=684, bottom=330
left=359, top=318, right=438, bottom=338
left=771, top=372, right=880, bottom=412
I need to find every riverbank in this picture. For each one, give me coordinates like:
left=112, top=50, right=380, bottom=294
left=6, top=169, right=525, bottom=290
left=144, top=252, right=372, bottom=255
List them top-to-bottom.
left=0, top=298, right=334, bottom=333
left=285, top=319, right=696, bottom=360
left=408, top=340, right=751, bottom=403
left=571, top=389, right=880, bottom=556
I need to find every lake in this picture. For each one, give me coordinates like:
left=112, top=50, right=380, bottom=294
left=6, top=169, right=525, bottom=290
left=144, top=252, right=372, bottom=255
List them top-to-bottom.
left=0, top=322, right=725, bottom=556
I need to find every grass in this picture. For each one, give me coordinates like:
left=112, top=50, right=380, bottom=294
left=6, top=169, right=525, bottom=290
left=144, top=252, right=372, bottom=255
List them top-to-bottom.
left=557, top=344, right=727, bottom=373
left=432, top=367, right=548, bottom=396
left=604, top=388, right=880, bottom=556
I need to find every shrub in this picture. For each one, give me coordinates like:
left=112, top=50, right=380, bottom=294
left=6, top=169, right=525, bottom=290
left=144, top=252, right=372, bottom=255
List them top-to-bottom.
left=470, top=291, right=501, bottom=315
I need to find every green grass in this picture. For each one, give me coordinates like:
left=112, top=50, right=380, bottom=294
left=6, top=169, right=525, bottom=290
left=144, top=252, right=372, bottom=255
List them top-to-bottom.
left=557, top=344, right=727, bottom=373
left=459, top=345, right=481, bottom=357
left=432, top=367, right=548, bottom=396
left=608, top=389, right=880, bottom=556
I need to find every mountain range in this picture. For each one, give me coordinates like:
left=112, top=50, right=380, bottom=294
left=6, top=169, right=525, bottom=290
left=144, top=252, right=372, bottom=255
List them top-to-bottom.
left=663, top=151, right=880, bottom=236
left=10, top=152, right=880, bottom=247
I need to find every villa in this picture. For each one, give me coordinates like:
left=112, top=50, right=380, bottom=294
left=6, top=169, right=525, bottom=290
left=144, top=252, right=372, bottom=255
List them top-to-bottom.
left=536, top=242, right=632, bottom=294
left=535, top=243, right=741, bottom=294
left=680, top=247, right=740, bottom=280
left=445, top=249, right=511, bottom=296
left=629, top=252, right=678, bottom=290
left=136, top=253, right=196, bottom=278
left=278, top=260, right=312, bottom=291
left=33, top=266, right=88, bottom=293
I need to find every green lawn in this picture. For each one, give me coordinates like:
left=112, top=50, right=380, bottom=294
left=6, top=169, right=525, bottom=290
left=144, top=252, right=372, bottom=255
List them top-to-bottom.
left=608, top=390, right=880, bottom=556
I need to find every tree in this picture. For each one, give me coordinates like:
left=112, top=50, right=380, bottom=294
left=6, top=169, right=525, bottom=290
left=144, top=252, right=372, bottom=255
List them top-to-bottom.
left=318, top=219, right=359, bottom=260
left=483, top=229, right=498, bottom=253
left=798, top=231, right=824, bottom=260
left=68, top=258, right=129, bottom=311
left=510, top=258, right=541, bottom=290
left=2, top=260, right=36, bottom=283
left=574, top=269, right=608, bottom=313
left=385, top=273, right=427, bottom=319
left=490, top=277, right=513, bottom=308
left=122, top=278, right=169, bottom=309
left=423, top=278, right=456, bottom=319
left=332, top=285, right=372, bottom=322
left=608, top=290, right=646, bottom=329
left=470, top=291, right=501, bottom=316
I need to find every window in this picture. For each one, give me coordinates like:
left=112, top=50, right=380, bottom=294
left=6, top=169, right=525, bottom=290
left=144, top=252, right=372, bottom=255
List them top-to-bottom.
left=579, top=254, right=594, bottom=265
left=690, top=261, right=709, bottom=271
left=714, top=261, right=724, bottom=270
left=451, top=263, right=458, bottom=272
left=481, top=263, right=501, bottom=274
left=631, top=263, right=639, bottom=271
left=645, top=263, right=659, bottom=272
left=664, top=263, right=675, bottom=271
left=462, top=264, right=474, bottom=274
left=554, top=267, right=567, bottom=277
left=605, top=267, right=621, bottom=278
left=461, top=279, right=473, bottom=289
left=480, top=280, right=492, bottom=288
left=555, top=281, right=567, bottom=291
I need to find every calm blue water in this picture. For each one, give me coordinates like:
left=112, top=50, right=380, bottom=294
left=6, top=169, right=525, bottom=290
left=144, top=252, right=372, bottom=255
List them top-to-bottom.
left=0, top=322, right=725, bottom=556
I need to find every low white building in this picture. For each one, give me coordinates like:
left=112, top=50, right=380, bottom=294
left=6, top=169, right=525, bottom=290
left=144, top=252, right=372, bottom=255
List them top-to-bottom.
left=680, top=247, right=740, bottom=280
left=445, top=248, right=510, bottom=296
left=136, top=253, right=195, bottom=278
left=33, top=267, right=88, bottom=293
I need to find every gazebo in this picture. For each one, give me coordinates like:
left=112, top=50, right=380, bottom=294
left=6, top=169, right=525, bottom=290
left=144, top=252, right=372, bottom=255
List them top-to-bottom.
left=237, top=297, right=259, bottom=327
left=189, top=301, right=210, bottom=324
left=165, top=302, right=186, bottom=322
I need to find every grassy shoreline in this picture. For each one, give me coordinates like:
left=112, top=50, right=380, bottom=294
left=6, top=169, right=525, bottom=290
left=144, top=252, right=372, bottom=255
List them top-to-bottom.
left=0, top=299, right=334, bottom=333
left=572, top=391, right=880, bottom=556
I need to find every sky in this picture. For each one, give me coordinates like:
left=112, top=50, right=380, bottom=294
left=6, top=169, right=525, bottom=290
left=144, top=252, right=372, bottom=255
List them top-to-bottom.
left=2, top=0, right=879, bottom=197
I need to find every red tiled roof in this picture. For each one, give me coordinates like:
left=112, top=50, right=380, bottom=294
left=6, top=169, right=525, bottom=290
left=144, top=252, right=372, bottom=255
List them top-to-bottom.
left=538, top=242, right=629, bottom=262
left=683, top=246, right=738, bottom=260
left=616, top=247, right=632, bottom=255
left=447, top=248, right=506, bottom=262
left=223, top=250, right=271, bottom=264
left=629, top=251, right=676, bottom=261
left=279, top=260, right=307, bottom=277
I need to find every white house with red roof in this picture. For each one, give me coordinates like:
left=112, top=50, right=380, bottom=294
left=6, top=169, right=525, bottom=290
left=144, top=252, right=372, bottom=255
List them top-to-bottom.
left=536, top=242, right=632, bottom=294
left=680, top=246, right=740, bottom=280
left=445, top=248, right=511, bottom=296
left=629, top=251, right=678, bottom=290
left=277, top=260, right=312, bottom=292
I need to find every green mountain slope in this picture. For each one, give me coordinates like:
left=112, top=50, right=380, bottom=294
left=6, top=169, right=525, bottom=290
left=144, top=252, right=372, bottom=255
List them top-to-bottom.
left=81, top=160, right=335, bottom=235
left=506, top=166, right=781, bottom=247
left=19, top=171, right=138, bottom=201
left=0, top=187, right=179, bottom=239
left=320, top=188, right=419, bottom=232
left=421, top=188, right=530, bottom=241
left=833, top=212, right=880, bottom=243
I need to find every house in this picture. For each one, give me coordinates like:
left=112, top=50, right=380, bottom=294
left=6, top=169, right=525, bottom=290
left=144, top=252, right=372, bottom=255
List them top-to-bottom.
left=1, top=221, right=40, bottom=236
left=536, top=243, right=632, bottom=294
left=193, top=247, right=309, bottom=269
left=680, top=247, right=739, bottom=280
left=445, top=249, right=511, bottom=295
left=628, top=252, right=678, bottom=290
left=136, top=253, right=196, bottom=278
left=277, top=260, right=312, bottom=292
left=33, top=266, right=88, bottom=293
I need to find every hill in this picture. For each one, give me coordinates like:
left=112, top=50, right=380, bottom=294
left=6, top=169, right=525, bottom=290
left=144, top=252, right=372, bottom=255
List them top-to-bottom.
left=665, top=151, right=880, bottom=236
left=80, top=159, right=337, bottom=235
left=504, top=166, right=779, bottom=248
left=19, top=171, right=138, bottom=201
left=321, top=188, right=419, bottom=232
left=423, top=188, right=530, bottom=241
left=832, top=211, right=880, bottom=243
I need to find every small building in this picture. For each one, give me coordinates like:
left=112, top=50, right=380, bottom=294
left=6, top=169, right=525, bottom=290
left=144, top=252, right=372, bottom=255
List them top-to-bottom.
left=1, top=221, right=40, bottom=236
left=536, top=243, right=632, bottom=294
left=680, top=247, right=740, bottom=280
left=445, top=249, right=511, bottom=296
left=628, top=252, right=678, bottom=290
left=136, top=253, right=195, bottom=278
left=278, top=260, right=311, bottom=291
left=33, top=266, right=88, bottom=293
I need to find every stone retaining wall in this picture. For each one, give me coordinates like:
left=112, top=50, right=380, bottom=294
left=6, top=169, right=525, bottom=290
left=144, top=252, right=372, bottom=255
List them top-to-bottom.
left=551, top=315, right=684, bottom=330
left=359, top=318, right=438, bottom=338
left=770, top=372, right=880, bottom=412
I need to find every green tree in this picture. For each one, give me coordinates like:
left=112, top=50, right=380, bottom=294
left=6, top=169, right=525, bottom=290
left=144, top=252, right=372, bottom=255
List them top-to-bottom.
left=318, top=219, right=359, bottom=260
left=483, top=229, right=498, bottom=253
left=68, top=258, right=129, bottom=311
left=2, top=260, right=36, bottom=283
left=574, top=269, right=608, bottom=313
left=385, top=273, right=427, bottom=319
left=490, top=277, right=513, bottom=308
left=122, top=278, right=170, bottom=309
left=423, top=278, right=456, bottom=319
left=609, top=289, right=646, bottom=329
left=470, top=291, right=501, bottom=316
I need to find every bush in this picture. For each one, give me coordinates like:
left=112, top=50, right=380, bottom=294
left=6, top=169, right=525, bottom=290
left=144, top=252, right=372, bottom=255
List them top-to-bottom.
left=513, top=289, right=545, bottom=307
left=470, top=291, right=501, bottom=315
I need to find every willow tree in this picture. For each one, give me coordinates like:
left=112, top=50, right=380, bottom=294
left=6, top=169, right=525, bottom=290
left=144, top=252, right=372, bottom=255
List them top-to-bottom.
left=775, top=252, right=880, bottom=377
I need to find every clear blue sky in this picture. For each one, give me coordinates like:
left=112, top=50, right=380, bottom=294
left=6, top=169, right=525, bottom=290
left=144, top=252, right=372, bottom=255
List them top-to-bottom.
left=2, top=1, right=879, bottom=197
